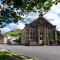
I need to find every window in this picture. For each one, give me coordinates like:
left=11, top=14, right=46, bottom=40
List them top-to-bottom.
left=29, top=28, right=34, bottom=35
left=29, top=28, right=34, bottom=32
left=29, top=28, right=35, bottom=41
left=40, top=32, right=44, bottom=35
left=29, top=35, right=35, bottom=41
left=30, top=36, right=33, bottom=39
left=40, top=37, right=43, bottom=40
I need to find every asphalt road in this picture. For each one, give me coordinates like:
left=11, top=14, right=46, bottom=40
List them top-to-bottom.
left=0, top=45, right=60, bottom=60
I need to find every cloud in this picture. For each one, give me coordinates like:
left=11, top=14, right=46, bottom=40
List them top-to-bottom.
left=44, top=3, right=60, bottom=31
left=51, top=3, right=60, bottom=14
left=21, top=12, right=39, bottom=20
left=27, top=12, right=39, bottom=19
left=44, top=12, right=58, bottom=21
left=1, top=22, right=25, bottom=33
left=17, top=22, right=25, bottom=29
left=6, top=23, right=17, bottom=30
left=1, top=27, right=12, bottom=34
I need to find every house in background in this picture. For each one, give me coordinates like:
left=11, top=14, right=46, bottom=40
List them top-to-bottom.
left=21, top=16, right=57, bottom=46
left=0, top=31, right=8, bottom=44
left=0, top=33, right=4, bottom=44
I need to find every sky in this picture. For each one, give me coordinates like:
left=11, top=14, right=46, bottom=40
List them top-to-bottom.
left=0, top=3, right=60, bottom=33
left=44, top=3, right=60, bottom=31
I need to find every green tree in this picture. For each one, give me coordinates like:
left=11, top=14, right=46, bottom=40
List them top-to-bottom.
left=0, top=0, right=60, bottom=27
left=5, top=0, right=60, bottom=12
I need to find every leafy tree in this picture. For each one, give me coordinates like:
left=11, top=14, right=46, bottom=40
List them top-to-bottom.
left=0, top=0, right=60, bottom=27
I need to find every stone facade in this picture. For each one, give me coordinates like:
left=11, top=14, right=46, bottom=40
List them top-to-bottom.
left=21, top=16, right=57, bottom=45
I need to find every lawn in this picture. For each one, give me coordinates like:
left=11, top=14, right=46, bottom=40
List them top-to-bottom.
left=0, top=51, right=13, bottom=60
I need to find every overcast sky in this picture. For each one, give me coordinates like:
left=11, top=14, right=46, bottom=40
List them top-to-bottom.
left=0, top=3, right=60, bottom=33
left=44, top=3, right=60, bottom=31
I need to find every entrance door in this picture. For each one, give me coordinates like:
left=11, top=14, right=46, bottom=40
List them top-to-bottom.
left=39, top=37, right=43, bottom=45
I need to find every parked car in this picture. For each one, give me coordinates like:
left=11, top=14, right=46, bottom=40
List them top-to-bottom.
left=10, top=38, right=19, bottom=45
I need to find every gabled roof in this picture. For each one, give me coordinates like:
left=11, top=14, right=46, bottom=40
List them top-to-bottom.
left=28, top=16, right=56, bottom=28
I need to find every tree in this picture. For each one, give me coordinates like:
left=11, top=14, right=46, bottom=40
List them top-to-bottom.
left=0, top=0, right=60, bottom=27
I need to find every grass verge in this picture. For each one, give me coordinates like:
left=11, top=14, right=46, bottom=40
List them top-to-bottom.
left=0, top=49, right=35, bottom=60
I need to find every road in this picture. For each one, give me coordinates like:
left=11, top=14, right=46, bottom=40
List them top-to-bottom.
left=0, top=45, right=60, bottom=60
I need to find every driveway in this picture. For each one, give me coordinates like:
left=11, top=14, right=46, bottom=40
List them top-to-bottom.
left=0, top=45, right=60, bottom=60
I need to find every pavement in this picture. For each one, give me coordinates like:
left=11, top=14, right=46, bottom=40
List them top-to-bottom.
left=0, top=45, right=60, bottom=60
